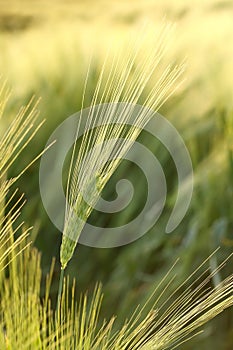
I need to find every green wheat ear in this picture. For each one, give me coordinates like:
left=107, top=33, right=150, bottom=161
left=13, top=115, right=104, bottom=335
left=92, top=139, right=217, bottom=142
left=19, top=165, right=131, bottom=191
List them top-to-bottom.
left=59, top=24, right=185, bottom=271
left=61, top=172, right=104, bottom=269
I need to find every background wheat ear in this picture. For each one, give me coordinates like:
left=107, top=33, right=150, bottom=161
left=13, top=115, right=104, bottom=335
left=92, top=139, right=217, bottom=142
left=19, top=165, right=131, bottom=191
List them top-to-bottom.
left=59, top=24, right=185, bottom=272
left=0, top=81, right=45, bottom=269
left=0, top=81, right=112, bottom=348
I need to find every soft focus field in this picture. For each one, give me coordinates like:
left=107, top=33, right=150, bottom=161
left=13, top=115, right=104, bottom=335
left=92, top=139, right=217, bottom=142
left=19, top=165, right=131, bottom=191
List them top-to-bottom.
left=0, top=0, right=233, bottom=348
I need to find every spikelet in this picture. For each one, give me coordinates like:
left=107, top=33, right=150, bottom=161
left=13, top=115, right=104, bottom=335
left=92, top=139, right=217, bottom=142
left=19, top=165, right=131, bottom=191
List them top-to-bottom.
left=60, top=24, right=185, bottom=269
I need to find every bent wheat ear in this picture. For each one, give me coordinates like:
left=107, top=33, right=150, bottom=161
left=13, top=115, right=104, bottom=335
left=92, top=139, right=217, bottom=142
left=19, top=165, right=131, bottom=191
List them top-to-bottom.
left=60, top=24, right=185, bottom=269
left=0, top=81, right=45, bottom=268
left=106, top=253, right=233, bottom=349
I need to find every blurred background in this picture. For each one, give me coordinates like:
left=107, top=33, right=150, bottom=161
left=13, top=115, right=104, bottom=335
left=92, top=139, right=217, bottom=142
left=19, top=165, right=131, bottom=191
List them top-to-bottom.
left=0, top=0, right=233, bottom=348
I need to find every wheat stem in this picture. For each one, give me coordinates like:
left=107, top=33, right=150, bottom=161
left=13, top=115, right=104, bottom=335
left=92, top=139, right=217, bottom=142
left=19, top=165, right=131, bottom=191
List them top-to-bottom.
left=56, top=267, right=65, bottom=314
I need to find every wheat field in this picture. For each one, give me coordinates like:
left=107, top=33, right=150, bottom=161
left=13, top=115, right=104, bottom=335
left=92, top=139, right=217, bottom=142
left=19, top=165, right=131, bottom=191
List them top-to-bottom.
left=0, top=0, right=233, bottom=349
